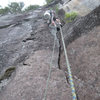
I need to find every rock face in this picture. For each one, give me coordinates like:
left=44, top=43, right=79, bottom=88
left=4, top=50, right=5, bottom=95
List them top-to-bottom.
left=60, top=0, right=100, bottom=16
left=0, top=3, right=100, bottom=100
left=59, top=5, right=100, bottom=100
left=63, top=5, right=100, bottom=46
left=0, top=7, right=77, bottom=100
left=0, top=9, right=72, bottom=100
left=0, top=9, right=59, bottom=89
left=0, top=10, right=55, bottom=74
left=0, top=12, right=36, bottom=74
left=60, top=26, right=100, bottom=100
left=0, top=50, right=72, bottom=100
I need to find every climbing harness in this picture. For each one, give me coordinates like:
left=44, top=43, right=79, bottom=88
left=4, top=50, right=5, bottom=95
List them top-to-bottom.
left=59, top=26, right=77, bottom=100
left=43, top=27, right=57, bottom=100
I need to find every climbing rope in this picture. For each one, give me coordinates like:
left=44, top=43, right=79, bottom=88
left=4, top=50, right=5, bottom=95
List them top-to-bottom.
left=43, top=21, right=77, bottom=100
left=59, top=26, right=77, bottom=100
left=43, top=30, right=56, bottom=100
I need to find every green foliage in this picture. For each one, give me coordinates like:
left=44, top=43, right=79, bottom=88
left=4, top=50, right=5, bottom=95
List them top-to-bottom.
left=45, top=0, right=52, bottom=4
left=45, top=0, right=59, bottom=14
left=0, top=2, right=24, bottom=15
left=0, top=2, right=40, bottom=15
left=8, top=2, right=24, bottom=13
left=24, top=5, right=40, bottom=12
left=48, top=5, right=59, bottom=14
left=53, top=5, right=59, bottom=14
left=0, top=7, right=10, bottom=14
left=4, top=7, right=10, bottom=13
left=0, top=8, right=5, bottom=14
left=65, top=12, right=77, bottom=23
left=0, top=67, right=16, bottom=82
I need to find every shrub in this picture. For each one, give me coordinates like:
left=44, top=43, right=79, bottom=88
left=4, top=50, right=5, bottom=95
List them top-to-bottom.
left=45, top=0, right=52, bottom=5
left=0, top=2, right=25, bottom=15
left=8, top=2, right=24, bottom=13
left=24, top=5, right=40, bottom=12
left=50, top=5, right=59, bottom=14
left=54, top=5, right=59, bottom=14
left=0, top=7, right=10, bottom=15
left=65, top=12, right=77, bottom=23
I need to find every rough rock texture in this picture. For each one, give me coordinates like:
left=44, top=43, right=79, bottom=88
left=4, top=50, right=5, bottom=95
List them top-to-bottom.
left=45, top=0, right=64, bottom=8
left=60, top=0, right=100, bottom=16
left=0, top=3, right=100, bottom=100
left=59, top=5, right=100, bottom=100
left=63, top=5, right=100, bottom=47
left=0, top=9, right=73, bottom=100
left=0, top=9, right=59, bottom=91
left=0, top=10, right=55, bottom=74
left=0, top=12, right=36, bottom=74
left=60, top=26, right=100, bottom=100
left=0, top=50, right=72, bottom=100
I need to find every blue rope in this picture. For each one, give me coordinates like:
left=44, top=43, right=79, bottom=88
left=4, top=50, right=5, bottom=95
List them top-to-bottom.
left=60, top=26, right=77, bottom=100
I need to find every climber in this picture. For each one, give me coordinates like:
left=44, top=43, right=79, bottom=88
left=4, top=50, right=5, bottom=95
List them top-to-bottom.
left=44, top=9, right=62, bottom=31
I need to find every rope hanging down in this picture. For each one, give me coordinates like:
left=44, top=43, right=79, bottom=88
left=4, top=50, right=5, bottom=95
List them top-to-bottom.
left=43, top=20, right=77, bottom=100
left=60, top=26, right=77, bottom=100
left=43, top=34, right=56, bottom=100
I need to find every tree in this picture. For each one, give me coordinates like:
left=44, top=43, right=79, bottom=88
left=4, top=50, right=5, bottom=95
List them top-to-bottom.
left=45, top=0, right=53, bottom=4
left=45, top=0, right=64, bottom=8
left=0, top=2, right=24, bottom=15
left=8, top=2, right=24, bottom=13
left=24, top=5, right=40, bottom=12
left=0, top=7, right=10, bottom=15
left=3, top=7, right=10, bottom=14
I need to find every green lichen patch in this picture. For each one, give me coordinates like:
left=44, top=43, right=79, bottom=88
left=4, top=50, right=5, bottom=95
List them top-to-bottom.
left=65, top=12, right=78, bottom=23
left=0, top=67, right=16, bottom=83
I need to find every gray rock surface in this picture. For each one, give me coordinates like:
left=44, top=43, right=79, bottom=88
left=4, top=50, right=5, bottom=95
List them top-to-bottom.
left=60, top=0, right=100, bottom=16
left=0, top=3, right=100, bottom=100
left=59, top=5, right=100, bottom=100
left=62, top=5, right=100, bottom=46
left=0, top=9, right=72, bottom=100
left=0, top=10, right=50, bottom=74
left=60, top=26, right=100, bottom=100
left=0, top=50, right=72, bottom=100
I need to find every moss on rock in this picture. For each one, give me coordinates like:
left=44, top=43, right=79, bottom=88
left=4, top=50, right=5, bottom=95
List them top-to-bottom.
left=0, top=67, right=16, bottom=83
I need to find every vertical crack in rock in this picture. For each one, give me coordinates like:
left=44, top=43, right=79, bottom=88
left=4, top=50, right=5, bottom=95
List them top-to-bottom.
left=56, top=30, right=79, bottom=100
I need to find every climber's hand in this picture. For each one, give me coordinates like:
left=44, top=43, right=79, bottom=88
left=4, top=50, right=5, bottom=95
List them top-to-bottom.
left=56, top=19, right=62, bottom=27
left=52, top=21, right=56, bottom=27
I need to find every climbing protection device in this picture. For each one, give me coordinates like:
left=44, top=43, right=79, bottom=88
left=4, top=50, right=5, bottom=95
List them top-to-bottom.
left=59, top=26, right=77, bottom=100
left=43, top=28, right=57, bottom=100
